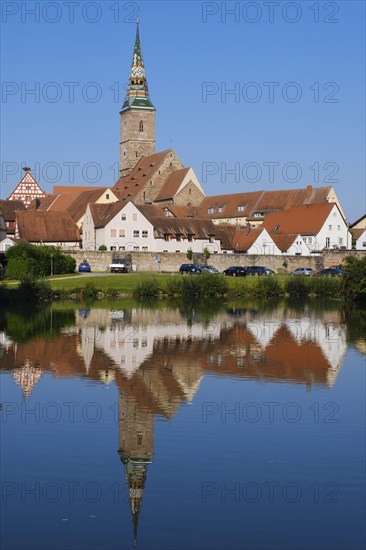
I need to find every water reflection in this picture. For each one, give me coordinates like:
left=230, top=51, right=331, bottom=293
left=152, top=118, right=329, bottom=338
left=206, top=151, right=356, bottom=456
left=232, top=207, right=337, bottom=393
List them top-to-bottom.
left=0, top=301, right=365, bottom=548
left=1, top=304, right=355, bottom=398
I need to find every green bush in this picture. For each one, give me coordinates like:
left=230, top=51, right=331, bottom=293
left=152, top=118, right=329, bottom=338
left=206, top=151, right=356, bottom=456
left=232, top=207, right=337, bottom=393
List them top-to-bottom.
left=6, top=243, right=76, bottom=279
left=98, top=244, right=107, bottom=251
left=342, top=255, right=366, bottom=300
left=181, top=272, right=228, bottom=299
left=310, top=275, right=341, bottom=297
left=18, top=276, right=53, bottom=303
left=165, top=276, right=183, bottom=297
left=285, top=276, right=310, bottom=297
left=133, top=277, right=161, bottom=298
left=254, top=277, right=283, bottom=298
left=81, top=283, right=98, bottom=301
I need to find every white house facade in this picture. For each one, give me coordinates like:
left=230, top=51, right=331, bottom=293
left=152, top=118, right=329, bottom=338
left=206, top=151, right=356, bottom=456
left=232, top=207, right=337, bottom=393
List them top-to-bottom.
left=83, top=201, right=222, bottom=253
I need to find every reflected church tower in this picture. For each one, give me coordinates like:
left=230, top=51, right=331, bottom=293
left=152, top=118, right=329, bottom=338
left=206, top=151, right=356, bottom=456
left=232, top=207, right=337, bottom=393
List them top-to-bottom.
left=118, top=390, right=154, bottom=546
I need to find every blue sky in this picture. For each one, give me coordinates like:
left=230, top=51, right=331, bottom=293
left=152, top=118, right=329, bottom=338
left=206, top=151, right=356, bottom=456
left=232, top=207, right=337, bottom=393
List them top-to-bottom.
left=1, top=0, right=365, bottom=221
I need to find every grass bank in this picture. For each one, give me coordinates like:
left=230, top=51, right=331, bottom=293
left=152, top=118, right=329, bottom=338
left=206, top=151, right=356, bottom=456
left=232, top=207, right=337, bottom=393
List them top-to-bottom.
left=51, top=273, right=342, bottom=300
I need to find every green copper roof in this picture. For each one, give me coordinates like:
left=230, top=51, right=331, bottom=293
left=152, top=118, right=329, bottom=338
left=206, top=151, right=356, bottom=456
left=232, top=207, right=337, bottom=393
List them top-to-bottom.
left=121, top=19, right=155, bottom=112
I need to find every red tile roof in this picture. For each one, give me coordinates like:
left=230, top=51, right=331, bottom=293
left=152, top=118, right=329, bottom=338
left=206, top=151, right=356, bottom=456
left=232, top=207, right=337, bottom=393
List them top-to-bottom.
left=113, top=150, right=173, bottom=201
left=155, top=168, right=190, bottom=201
left=53, top=186, right=104, bottom=194
left=197, top=186, right=334, bottom=220
left=198, top=191, right=264, bottom=219
left=0, top=200, right=26, bottom=221
left=262, top=203, right=336, bottom=235
left=16, top=210, right=80, bottom=242
left=270, top=233, right=302, bottom=252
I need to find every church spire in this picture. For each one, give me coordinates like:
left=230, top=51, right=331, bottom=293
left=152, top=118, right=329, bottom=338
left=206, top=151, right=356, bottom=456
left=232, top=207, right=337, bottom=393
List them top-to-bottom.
left=121, top=19, right=155, bottom=112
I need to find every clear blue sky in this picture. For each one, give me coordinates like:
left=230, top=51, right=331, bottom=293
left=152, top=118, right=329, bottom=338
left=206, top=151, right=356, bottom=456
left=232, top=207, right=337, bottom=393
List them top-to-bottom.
left=1, top=0, right=365, bottom=221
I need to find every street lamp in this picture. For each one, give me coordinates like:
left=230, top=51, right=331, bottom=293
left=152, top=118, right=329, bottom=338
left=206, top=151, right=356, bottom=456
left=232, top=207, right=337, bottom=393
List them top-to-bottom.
left=50, top=253, right=53, bottom=276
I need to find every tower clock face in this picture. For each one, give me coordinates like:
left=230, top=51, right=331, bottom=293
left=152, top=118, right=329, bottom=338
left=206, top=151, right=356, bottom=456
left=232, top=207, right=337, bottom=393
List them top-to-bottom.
left=122, top=149, right=127, bottom=159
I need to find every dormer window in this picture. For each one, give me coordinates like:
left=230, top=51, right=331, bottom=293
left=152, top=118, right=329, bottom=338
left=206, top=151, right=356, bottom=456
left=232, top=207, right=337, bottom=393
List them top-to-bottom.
left=139, top=121, right=144, bottom=132
left=237, top=205, right=247, bottom=212
left=208, top=207, right=215, bottom=214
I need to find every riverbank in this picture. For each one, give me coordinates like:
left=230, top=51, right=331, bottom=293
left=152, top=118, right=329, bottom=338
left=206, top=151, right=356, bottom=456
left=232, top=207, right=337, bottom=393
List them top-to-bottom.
left=0, top=272, right=346, bottom=304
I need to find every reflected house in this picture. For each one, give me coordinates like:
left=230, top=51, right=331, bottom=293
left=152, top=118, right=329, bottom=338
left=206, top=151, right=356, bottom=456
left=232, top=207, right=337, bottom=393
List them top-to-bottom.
left=0, top=305, right=353, bottom=544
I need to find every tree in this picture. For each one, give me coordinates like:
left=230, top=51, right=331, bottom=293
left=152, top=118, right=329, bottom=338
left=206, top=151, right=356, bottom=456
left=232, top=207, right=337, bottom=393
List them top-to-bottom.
left=6, top=243, right=76, bottom=279
left=203, top=247, right=211, bottom=260
left=186, top=248, right=193, bottom=261
left=342, top=255, right=366, bottom=301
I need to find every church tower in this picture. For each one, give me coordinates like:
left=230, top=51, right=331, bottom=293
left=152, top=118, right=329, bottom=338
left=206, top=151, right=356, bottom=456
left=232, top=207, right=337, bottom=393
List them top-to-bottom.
left=120, top=19, right=156, bottom=177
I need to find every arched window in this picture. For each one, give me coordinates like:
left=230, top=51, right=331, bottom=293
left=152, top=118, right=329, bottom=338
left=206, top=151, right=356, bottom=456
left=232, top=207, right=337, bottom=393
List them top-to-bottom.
left=139, top=121, right=144, bottom=132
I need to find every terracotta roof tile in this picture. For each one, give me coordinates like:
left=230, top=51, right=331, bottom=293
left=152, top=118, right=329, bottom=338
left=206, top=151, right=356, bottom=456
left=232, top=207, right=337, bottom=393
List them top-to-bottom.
left=113, top=150, right=173, bottom=201
left=155, top=168, right=190, bottom=201
left=53, top=186, right=104, bottom=194
left=66, top=189, right=109, bottom=222
left=197, top=192, right=264, bottom=219
left=0, top=200, right=26, bottom=221
left=262, top=203, right=335, bottom=234
left=16, top=210, right=80, bottom=242
left=148, top=217, right=217, bottom=239
left=270, top=233, right=302, bottom=252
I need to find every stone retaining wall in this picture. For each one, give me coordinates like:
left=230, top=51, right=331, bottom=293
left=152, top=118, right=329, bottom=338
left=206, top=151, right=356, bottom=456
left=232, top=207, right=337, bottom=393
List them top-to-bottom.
left=67, top=249, right=366, bottom=273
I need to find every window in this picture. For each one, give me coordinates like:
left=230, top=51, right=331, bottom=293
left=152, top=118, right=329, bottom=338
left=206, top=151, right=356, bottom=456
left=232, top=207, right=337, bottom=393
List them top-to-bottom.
left=139, top=121, right=144, bottom=132
left=189, top=188, right=191, bottom=194
left=106, top=193, right=110, bottom=199
left=237, top=205, right=247, bottom=212
left=208, top=207, right=215, bottom=214
left=218, top=207, right=223, bottom=213
left=121, top=213, right=126, bottom=221
left=132, top=213, right=137, bottom=221
left=274, top=225, right=280, bottom=231
left=329, top=225, right=332, bottom=230
left=337, top=225, right=340, bottom=231
left=110, top=229, right=116, bottom=238
left=119, top=229, right=125, bottom=237
left=133, top=230, right=139, bottom=238
left=142, top=230, right=148, bottom=238
left=164, top=234, right=171, bottom=241
left=176, top=234, right=181, bottom=242
left=187, top=234, right=193, bottom=242
left=308, top=237, right=313, bottom=243
left=325, top=237, right=330, bottom=248
left=339, top=237, right=343, bottom=245
left=119, top=246, right=125, bottom=251
left=133, top=246, right=139, bottom=251
left=142, top=246, right=148, bottom=252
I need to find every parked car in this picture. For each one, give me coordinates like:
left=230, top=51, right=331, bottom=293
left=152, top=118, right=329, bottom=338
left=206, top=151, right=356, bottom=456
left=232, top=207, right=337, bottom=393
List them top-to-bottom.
left=110, top=258, right=130, bottom=273
left=78, top=260, right=91, bottom=273
left=179, top=263, right=202, bottom=274
left=200, top=265, right=220, bottom=273
left=223, top=266, right=247, bottom=277
left=245, top=266, right=273, bottom=276
left=291, top=267, right=316, bottom=276
left=318, top=267, right=347, bottom=276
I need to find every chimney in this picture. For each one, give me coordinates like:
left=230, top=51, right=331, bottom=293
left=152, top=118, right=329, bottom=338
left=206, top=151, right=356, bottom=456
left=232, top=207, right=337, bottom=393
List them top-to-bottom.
left=306, top=184, right=313, bottom=198
left=246, top=222, right=251, bottom=235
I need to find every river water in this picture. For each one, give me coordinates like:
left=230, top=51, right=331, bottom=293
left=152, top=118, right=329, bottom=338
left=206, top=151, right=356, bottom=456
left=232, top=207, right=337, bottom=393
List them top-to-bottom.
left=1, top=300, right=365, bottom=550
